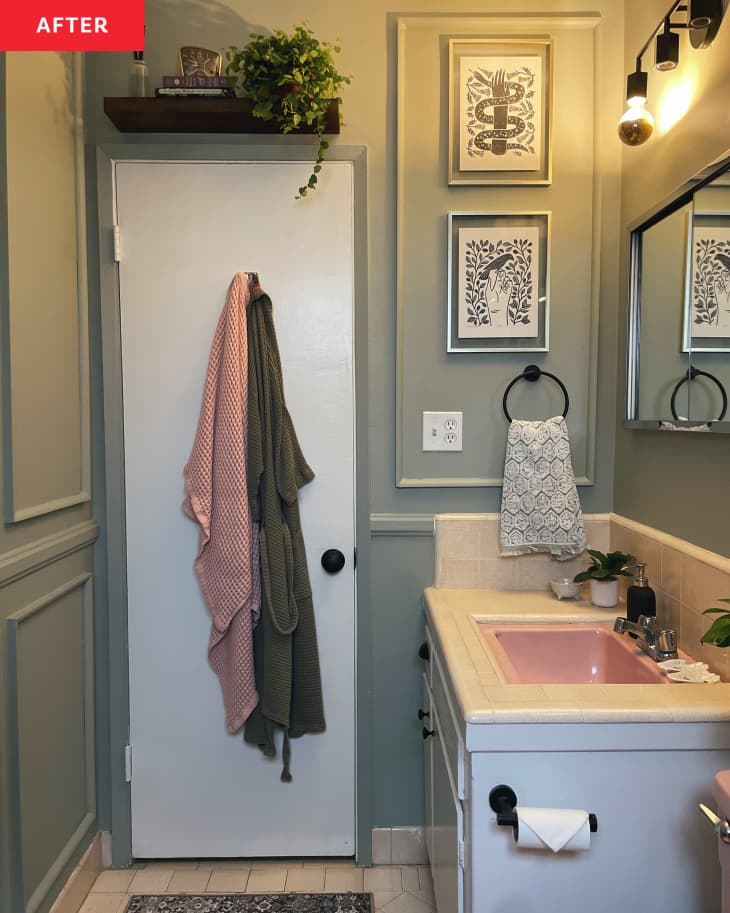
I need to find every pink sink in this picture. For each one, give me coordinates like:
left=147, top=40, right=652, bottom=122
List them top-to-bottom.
left=478, top=623, right=691, bottom=685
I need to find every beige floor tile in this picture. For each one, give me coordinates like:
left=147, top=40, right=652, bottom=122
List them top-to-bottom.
left=202, top=861, right=251, bottom=872
left=285, top=866, right=325, bottom=892
left=364, top=866, right=403, bottom=893
left=417, top=866, right=433, bottom=893
left=324, top=867, right=364, bottom=892
left=401, top=867, right=420, bottom=891
left=128, top=868, right=174, bottom=894
left=245, top=869, right=287, bottom=893
left=90, top=870, right=134, bottom=893
left=206, top=870, right=250, bottom=892
left=167, top=871, right=211, bottom=893
left=407, top=890, right=436, bottom=909
left=381, top=891, right=435, bottom=913
left=373, top=892, right=401, bottom=910
left=78, top=894, right=127, bottom=913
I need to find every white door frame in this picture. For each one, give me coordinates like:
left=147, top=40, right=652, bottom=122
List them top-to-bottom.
left=95, top=143, right=371, bottom=866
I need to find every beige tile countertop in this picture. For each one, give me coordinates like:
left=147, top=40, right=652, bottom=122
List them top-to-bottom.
left=423, top=587, right=730, bottom=725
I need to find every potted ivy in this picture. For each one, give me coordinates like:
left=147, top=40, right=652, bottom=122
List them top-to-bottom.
left=226, top=24, right=350, bottom=198
left=573, top=550, right=636, bottom=608
left=701, top=600, right=730, bottom=647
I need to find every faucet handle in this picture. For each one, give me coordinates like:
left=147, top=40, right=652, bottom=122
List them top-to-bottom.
left=636, top=614, right=656, bottom=629
left=655, top=627, right=677, bottom=653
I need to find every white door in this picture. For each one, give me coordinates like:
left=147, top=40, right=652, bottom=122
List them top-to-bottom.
left=115, top=160, right=356, bottom=858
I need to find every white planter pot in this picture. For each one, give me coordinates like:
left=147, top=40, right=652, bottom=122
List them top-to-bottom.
left=590, top=578, right=619, bottom=608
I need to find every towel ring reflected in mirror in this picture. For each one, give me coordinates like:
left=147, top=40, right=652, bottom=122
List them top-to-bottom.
left=502, top=364, right=570, bottom=422
left=670, top=367, right=728, bottom=422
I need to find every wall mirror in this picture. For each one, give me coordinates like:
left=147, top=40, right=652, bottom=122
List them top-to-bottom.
left=626, top=149, right=730, bottom=432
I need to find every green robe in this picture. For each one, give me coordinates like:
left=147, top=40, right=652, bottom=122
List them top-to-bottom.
left=243, top=288, right=325, bottom=779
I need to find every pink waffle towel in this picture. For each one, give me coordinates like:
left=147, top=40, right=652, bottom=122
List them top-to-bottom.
left=183, top=272, right=261, bottom=733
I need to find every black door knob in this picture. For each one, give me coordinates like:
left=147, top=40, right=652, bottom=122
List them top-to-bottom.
left=321, top=548, right=346, bottom=574
left=418, top=641, right=430, bottom=662
left=418, top=709, right=430, bottom=721
left=422, top=727, right=436, bottom=740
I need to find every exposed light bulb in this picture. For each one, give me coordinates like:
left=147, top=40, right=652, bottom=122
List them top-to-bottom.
left=617, top=96, right=655, bottom=146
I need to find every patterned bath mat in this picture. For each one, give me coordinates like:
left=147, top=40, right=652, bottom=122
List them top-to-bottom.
left=125, top=895, right=373, bottom=913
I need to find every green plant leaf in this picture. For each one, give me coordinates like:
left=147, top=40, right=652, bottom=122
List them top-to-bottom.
left=586, top=549, right=607, bottom=564
left=573, top=570, right=592, bottom=583
left=703, top=607, right=730, bottom=615
left=701, top=615, right=730, bottom=645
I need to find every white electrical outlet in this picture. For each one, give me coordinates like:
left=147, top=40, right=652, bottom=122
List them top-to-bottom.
left=422, top=411, right=463, bottom=451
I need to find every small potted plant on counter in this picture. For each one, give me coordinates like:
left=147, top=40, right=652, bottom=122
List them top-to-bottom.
left=226, top=23, right=350, bottom=198
left=573, top=550, right=635, bottom=608
left=700, top=599, right=730, bottom=647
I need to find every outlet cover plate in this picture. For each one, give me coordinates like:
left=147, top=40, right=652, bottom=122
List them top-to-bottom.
left=422, top=411, right=463, bottom=451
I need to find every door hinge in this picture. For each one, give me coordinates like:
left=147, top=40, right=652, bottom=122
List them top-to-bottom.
left=113, top=225, right=121, bottom=263
left=124, top=744, right=132, bottom=782
left=458, top=838, right=465, bottom=869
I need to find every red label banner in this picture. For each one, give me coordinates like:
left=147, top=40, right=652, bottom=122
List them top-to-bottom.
left=1, top=0, right=144, bottom=51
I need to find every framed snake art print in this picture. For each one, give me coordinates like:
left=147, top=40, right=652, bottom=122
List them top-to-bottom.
left=448, top=38, right=553, bottom=185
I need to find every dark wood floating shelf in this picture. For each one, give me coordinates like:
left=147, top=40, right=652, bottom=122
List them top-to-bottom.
left=103, top=97, right=340, bottom=135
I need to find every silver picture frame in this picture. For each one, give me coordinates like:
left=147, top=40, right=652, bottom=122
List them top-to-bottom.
left=448, top=38, right=553, bottom=186
left=447, top=211, right=551, bottom=353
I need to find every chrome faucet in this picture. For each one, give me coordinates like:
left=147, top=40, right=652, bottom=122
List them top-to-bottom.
left=613, top=614, right=678, bottom=661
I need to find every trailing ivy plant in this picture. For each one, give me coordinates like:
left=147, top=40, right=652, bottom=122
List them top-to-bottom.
left=226, top=24, right=350, bottom=198
left=573, top=550, right=636, bottom=584
left=701, top=599, right=730, bottom=647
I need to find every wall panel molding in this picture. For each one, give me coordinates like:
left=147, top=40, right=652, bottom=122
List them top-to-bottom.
left=396, top=13, right=604, bottom=489
left=1, top=53, right=91, bottom=524
left=370, top=513, right=434, bottom=536
left=0, top=520, right=98, bottom=588
left=6, top=572, right=95, bottom=913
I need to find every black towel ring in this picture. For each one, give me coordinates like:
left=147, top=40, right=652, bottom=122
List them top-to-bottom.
left=502, top=364, right=570, bottom=422
left=670, top=367, right=728, bottom=422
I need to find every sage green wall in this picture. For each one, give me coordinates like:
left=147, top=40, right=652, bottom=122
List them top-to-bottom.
left=85, top=0, right=624, bottom=834
left=615, top=3, right=730, bottom=556
left=0, top=53, right=99, bottom=913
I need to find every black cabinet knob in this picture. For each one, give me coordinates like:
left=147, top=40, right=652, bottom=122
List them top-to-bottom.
left=321, top=549, right=346, bottom=574
left=418, top=641, right=430, bottom=662
left=418, top=709, right=430, bottom=721
left=422, top=727, right=436, bottom=740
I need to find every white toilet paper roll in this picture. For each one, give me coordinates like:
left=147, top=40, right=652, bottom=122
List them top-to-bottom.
left=515, top=807, right=591, bottom=852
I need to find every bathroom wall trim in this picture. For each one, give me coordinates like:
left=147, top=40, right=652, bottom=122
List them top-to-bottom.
left=395, top=12, right=603, bottom=490
left=1, top=54, right=92, bottom=526
left=95, top=143, right=372, bottom=867
left=370, top=513, right=434, bottom=536
left=611, top=513, right=730, bottom=575
left=0, top=520, right=98, bottom=588
left=6, top=573, right=96, bottom=913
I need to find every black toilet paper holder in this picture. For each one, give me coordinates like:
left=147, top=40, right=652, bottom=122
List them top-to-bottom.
left=489, top=784, right=598, bottom=841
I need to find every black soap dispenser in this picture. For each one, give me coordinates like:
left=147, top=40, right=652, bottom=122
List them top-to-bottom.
left=626, top=563, right=656, bottom=623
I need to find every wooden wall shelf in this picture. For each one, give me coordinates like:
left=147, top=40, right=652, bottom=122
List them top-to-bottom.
left=103, top=97, right=340, bottom=135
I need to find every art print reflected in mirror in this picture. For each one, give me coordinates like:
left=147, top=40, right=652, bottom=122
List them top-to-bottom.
left=626, top=151, right=730, bottom=431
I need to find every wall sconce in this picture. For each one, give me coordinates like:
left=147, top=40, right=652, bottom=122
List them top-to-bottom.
left=618, top=0, right=724, bottom=146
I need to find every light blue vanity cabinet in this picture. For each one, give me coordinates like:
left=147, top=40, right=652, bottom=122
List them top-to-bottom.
left=423, top=586, right=730, bottom=913
left=422, top=631, right=465, bottom=913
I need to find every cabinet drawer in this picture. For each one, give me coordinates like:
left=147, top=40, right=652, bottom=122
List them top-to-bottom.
left=433, top=653, right=465, bottom=800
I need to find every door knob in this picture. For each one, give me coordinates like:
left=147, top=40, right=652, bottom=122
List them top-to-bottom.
left=321, top=548, right=346, bottom=574
left=418, top=708, right=430, bottom=720
left=422, top=727, right=436, bottom=740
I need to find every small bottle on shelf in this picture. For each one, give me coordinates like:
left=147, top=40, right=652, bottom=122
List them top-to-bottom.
left=129, top=51, right=148, bottom=98
left=626, top=563, right=656, bottom=623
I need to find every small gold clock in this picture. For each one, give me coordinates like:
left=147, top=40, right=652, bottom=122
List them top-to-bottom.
left=178, top=46, right=222, bottom=78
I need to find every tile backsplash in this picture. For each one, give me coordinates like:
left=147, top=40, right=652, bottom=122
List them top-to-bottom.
left=433, top=512, right=730, bottom=681
left=433, top=513, right=611, bottom=590
left=610, top=515, right=730, bottom=680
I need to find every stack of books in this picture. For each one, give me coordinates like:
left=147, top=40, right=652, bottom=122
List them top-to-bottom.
left=155, top=75, right=235, bottom=98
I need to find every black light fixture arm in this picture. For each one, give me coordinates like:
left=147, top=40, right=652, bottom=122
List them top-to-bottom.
left=633, top=0, right=687, bottom=67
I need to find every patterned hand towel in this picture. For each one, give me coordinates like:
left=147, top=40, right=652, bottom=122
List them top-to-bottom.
left=182, top=273, right=261, bottom=734
left=500, top=415, right=587, bottom=561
